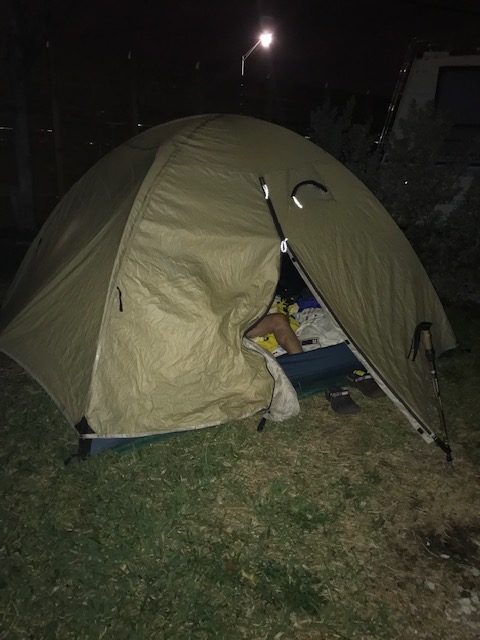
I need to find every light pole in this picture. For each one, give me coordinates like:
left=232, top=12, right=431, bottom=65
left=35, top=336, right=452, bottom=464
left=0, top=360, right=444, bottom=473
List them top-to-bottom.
left=240, top=31, right=273, bottom=113
left=241, top=31, right=273, bottom=76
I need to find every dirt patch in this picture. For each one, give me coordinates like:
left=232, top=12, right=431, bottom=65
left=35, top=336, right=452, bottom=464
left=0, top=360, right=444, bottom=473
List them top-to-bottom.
left=418, top=523, right=480, bottom=566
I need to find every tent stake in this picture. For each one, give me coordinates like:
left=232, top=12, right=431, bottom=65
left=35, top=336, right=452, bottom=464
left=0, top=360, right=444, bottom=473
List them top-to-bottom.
left=257, top=417, right=267, bottom=432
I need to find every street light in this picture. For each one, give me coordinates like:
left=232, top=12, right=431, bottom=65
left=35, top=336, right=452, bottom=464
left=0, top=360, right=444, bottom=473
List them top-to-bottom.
left=241, top=31, right=273, bottom=77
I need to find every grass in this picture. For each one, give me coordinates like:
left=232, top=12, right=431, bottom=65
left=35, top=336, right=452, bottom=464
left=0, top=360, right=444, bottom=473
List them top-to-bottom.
left=1, top=296, right=480, bottom=639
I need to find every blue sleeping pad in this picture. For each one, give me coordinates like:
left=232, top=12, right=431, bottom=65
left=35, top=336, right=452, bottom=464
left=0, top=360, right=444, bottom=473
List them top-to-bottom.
left=277, top=342, right=362, bottom=397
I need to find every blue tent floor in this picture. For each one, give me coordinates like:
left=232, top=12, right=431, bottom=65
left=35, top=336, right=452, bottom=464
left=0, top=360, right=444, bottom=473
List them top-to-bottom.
left=85, top=342, right=361, bottom=456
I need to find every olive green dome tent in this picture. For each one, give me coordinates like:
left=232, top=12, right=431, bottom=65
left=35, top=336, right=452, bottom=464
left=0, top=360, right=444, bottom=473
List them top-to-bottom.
left=0, top=114, right=456, bottom=456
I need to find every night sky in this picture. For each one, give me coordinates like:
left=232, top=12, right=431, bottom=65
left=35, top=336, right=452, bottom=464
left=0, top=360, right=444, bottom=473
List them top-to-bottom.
left=2, top=0, right=479, bottom=225
left=3, top=0, right=479, bottom=125
left=30, top=0, right=480, bottom=91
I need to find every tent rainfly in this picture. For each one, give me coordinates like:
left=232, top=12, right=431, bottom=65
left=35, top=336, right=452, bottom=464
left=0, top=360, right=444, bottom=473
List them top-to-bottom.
left=0, top=115, right=456, bottom=457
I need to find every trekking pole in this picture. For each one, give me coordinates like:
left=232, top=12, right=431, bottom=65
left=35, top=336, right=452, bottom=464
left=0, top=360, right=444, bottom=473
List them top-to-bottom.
left=419, top=323, right=453, bottom=463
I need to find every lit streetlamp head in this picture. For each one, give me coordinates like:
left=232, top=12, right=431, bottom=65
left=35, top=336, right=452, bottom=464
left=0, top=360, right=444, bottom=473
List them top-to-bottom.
left=240, top=30, right=274, bottom=79
left=259, top=31, right=273, bottom=48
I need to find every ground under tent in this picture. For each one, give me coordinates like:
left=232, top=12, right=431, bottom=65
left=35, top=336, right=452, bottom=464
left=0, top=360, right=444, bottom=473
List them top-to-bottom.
left=0, top=114, right=456, bottom=459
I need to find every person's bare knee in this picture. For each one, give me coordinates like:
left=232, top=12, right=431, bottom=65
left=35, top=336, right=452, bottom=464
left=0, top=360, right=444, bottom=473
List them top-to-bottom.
left=247, top=313, right=302, bottom=355
left=268, top=313, right=290, bottom=335
left=269, top=314, right=302, bottom=354
left=246, top=315, right=277, bottom=338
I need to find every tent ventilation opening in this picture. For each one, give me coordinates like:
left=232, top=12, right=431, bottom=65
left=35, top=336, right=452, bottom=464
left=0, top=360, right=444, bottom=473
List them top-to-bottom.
left=290, top=180, right=330, bottom=209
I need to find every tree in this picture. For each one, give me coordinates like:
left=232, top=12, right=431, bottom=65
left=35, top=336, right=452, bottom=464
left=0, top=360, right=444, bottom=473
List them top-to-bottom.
left=6, top=0, right=37, bottom=231
left=309, top=94, right=379, bottom=188
left=369, top=102, right=469, bottom=234
left=426, top=174, right=480, bottom=304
